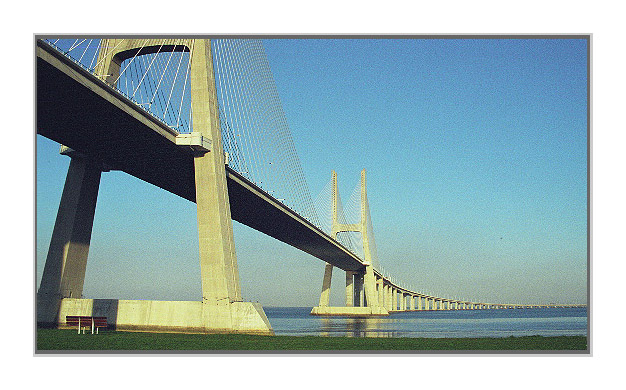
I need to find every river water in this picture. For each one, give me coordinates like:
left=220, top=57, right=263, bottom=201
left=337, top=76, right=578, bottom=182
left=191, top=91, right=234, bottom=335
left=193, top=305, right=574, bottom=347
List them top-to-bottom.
left=263, top=307, right=588, bottom=338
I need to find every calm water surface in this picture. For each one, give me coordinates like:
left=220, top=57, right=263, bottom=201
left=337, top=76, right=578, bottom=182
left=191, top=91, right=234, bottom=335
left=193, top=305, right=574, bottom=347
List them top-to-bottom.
left=264, top=307, right=588, bottom=338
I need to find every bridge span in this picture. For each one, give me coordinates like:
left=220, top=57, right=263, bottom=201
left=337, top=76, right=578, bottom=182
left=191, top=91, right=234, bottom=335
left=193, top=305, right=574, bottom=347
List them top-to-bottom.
left=37, top=38, right=583, bottom=335
left=37, top=39, right=364, bottom=273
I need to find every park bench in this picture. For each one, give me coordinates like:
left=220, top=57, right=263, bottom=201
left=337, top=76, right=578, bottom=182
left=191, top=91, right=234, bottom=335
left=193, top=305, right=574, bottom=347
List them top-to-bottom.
left=66, top=316, right=108, bottom=334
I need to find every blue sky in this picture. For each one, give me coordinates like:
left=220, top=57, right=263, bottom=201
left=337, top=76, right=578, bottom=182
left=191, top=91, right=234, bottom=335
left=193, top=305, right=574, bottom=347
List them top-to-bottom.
left=36, top=38, right=588, bottom=306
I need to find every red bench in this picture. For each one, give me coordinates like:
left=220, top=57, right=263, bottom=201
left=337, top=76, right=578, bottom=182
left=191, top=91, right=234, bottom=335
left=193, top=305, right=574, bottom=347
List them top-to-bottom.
left=66, top=316, right=108, bottom=334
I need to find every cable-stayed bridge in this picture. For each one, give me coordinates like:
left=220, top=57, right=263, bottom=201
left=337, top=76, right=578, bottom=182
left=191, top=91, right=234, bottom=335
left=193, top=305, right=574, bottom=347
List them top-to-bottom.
left=36, top=38, right=583, bottom=334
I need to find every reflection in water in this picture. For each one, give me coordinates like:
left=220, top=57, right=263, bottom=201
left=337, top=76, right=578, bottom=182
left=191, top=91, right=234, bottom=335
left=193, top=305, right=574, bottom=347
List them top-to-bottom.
left=265, top=307, right=587, bottom=338
left=320, top=317, right=397, bottom=337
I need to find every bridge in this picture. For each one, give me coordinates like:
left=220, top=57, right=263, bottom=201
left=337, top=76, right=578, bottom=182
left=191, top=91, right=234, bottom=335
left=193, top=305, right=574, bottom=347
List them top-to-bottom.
left=36, top=38, right=584, bottom=334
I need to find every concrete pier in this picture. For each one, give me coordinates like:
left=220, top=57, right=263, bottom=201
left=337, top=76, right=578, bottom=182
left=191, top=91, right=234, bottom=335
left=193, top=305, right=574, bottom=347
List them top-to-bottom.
left=37, top=154, right=102, bottom=324
left=318, top=263, right=333, bottom=307
left=345, top=271, right=354, bottom=307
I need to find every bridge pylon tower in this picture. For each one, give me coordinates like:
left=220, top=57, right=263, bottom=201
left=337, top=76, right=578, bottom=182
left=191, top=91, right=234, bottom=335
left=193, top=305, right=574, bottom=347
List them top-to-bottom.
left=37, top=39, right=272, bottom=334
left=311, top=169, right=388, bottom=316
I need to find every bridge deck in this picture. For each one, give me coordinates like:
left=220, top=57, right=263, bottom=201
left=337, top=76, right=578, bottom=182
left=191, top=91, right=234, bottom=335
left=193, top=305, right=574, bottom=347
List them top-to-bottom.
left=36, top=40, right=365, bottom=272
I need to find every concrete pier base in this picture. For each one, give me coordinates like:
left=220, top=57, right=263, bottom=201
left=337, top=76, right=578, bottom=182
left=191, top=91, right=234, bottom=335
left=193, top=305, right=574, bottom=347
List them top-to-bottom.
left=42, top=298, right=273, bottom=334
left=310, top=306, right=389, bottom=317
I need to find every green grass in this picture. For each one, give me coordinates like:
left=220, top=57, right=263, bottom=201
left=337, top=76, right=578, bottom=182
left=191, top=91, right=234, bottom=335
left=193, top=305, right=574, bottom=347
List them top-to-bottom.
left=36, top=328, right=587, bottom=352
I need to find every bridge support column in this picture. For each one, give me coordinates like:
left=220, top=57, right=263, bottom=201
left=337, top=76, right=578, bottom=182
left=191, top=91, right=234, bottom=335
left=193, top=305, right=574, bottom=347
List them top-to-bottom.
left=189, top=40, right=271, bottom=333
left=192, top=42, right=245, bottom=332
left=37, top=155, right=102, bottom=325
left=318, top=263, right=333, bottom=307
left=363, top=266, right=380, bottom=310
left=345, top=271, right=354, bottom=307
left=354, top=273, right=363, bottom=307
left=377, top=278, right=384, bottom=309
left=383, top=283, right=388, bottom=310
left=384, top=285, right=388, bottom=310
left=410, top=296, right=415, bottom=311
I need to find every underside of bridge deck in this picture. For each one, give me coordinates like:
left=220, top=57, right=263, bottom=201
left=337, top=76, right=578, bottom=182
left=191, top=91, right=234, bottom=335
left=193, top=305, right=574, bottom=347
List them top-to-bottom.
left=36, top=40, right=364, bottom=272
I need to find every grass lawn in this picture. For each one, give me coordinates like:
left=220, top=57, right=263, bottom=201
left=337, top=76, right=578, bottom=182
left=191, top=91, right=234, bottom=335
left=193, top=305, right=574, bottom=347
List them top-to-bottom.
left=36, top=328, right=588, bottom=352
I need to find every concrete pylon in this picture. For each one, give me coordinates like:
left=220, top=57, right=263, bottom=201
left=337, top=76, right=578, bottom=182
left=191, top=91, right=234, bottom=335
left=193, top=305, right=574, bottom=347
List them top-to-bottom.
left=38, top=39, right=271, bottom=334
left=311, top=169, right=388, bottom=316
left=358, top=169, right=382, bottom=312
left=316, top=170, right=341, bottom=307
